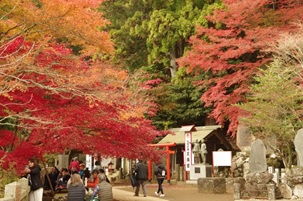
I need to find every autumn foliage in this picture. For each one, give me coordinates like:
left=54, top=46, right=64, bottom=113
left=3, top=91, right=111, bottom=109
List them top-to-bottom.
left=0, top=0, right=161, bottom=172
left=179, top=0, right=303, bottom=136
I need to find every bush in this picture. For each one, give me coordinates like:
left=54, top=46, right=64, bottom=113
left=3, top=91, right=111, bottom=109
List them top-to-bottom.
left=0, top=165, right=19, bottom=198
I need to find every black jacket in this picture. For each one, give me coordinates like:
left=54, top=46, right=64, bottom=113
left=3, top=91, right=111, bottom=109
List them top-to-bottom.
left=135, top=161, right=148, bottom=181
left=154, top=164, right=166, bottom=178
left=29, top=165, right=43, bottom=191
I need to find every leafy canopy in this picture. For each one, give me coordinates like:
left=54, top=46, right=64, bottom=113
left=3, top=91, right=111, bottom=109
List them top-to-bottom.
left=0, top=0, right=161, bottom=172
left=179, top=0, right=303, bottom=135
left=237, top=26, right=303, bottom=167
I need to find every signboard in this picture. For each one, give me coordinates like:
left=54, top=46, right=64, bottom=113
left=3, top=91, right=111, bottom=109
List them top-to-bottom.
left=184, top=132, right=192, bottom=171
left=212, top=151, right=232, bottom=166
left=86, top=154, right=92, bottom=170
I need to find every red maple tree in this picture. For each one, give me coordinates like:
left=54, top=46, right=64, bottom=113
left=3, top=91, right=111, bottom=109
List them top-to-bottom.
left=0, top=0, right=162, bottom=172
left=179, top=0, right=303, bottom=136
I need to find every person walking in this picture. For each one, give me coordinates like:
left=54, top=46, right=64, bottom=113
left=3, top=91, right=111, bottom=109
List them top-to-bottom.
left=25, top=158, right=44, bottom=201
left=134, top=160, right=148, bottom=197
left=154, top=162, right=166, bottom=197
left=67, top=173, right=86, bottom=201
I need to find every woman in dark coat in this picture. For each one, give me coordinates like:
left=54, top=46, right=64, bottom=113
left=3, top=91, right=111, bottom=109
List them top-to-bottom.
left=25, top=158, right=44, bottom=201
left=154, top=162, right=166, bottom=197
left=67, top=173, right=86, bottom=201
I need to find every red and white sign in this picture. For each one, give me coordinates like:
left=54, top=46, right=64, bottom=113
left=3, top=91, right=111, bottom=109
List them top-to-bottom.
left=184, top=132, right=192, bottom=171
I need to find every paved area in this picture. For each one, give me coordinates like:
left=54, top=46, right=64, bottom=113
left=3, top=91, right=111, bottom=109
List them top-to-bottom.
left=54, top=181, right=234, bottom=201
left=54, top=181, right=303, bottom=201
left=113, top=182, right=234, bottom=201
left=113, top=188, right=168, bottom=201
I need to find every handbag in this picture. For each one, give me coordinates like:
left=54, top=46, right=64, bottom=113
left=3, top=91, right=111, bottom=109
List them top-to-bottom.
left=129, top=174, right=138, bottom=188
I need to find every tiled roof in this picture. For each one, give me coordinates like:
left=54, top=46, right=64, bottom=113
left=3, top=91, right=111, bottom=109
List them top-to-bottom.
left=158, top=125, right=221, bottom=145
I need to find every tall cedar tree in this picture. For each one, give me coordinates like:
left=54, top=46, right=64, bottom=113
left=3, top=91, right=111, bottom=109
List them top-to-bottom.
left=100, top=0, right=221, bottom=129
left=179, top=0, right=303, bottom=136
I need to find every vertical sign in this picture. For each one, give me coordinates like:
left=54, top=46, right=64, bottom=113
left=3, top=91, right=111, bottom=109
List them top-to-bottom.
left=184, top=132, right=192, bottom=171
left=86, top=154, right=92, bottom=171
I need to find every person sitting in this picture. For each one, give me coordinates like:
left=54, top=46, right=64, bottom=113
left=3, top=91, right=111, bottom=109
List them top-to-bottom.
left=44, top=166, right=59, bottom=190
left=83, top=167, right=91, bottom=179
left=57, top=168, right=70, bottom=190
left=86, top=169, right=99, bottom=189
left=99, top=169, right=110, bottom=183
left=67, top=173, right=85, bottom=201
left=90, top=173, right=113, bottom=201
left=98, top=173, right=113, bottom=201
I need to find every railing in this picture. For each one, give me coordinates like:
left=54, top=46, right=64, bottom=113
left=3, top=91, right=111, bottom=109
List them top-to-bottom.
left=0, top=178, right=30, bottom=201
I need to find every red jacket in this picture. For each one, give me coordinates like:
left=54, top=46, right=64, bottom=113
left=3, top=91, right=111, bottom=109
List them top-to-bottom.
left=69, top=161, right=80, bottom=172
left=87, top=176, right=99, bottom=188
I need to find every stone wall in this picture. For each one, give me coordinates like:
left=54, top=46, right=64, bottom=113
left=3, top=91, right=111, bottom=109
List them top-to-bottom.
left=197, top=177, right=226, bottom=194
left=0, top=178, right=29, bottom=201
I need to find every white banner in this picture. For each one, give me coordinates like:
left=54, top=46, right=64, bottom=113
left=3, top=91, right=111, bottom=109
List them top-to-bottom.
left=184, top=132, right=192, bottom=171
left=212, top=151, right=232, bottom=166
left=86, top=155, right=92, bottom=171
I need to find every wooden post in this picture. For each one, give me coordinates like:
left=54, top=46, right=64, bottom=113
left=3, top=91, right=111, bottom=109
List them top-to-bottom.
left=166, top=146, right=171, bottom=183
left=148, top=160, right=152, bottom=181
left=42, top=161, right=55, bottom=196
left=176, top=164, right=180, bottom=181
left=180, top=166, right=184, bottom=181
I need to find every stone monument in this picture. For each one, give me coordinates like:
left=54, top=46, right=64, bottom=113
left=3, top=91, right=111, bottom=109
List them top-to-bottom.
left=236, top=125, right=255, bottom=152
left=294, top=128, right=303, bottom=167
left=190, top=138, right=211, bottom=180
left=192, top=139, right=202, bottom=164
left=201, top=139, right=207, bottom=164
left=234, top=139, right=280, bottom=200
left=249, top=139, right=267, bottom=173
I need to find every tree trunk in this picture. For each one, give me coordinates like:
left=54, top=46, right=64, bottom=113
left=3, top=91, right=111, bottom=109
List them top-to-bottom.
left=169, top=39, right=185, bottom=78
left=170, top=51, right=177, bottom=78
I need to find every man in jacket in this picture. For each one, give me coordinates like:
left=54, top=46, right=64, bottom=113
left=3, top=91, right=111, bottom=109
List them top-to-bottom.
left=134, top=160, right=148, bottom=197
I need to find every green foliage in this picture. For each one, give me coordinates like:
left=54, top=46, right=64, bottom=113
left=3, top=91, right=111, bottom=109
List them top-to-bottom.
left=100, top=0, right=222, bottom=129
left=100, top=0, right=222, bottom=72
left=100, top=0, right=150, bottom=72
left=237, top=29, right=303, bottom=167
left=239, top=60, right=303, bottom=139
left=151, top=68, right=210, bottom=129
left=43, top=154, right=58, bottom=166
left=0, top=165, right=18, bottom=197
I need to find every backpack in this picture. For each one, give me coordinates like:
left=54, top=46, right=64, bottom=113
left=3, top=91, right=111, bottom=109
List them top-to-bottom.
left=155, top=166, right=166, bottom=177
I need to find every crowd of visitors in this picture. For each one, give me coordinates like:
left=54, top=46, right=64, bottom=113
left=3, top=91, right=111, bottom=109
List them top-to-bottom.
left=24, top=157, right=165, bottom=201
left=37, top=157, right=112, bottom=201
